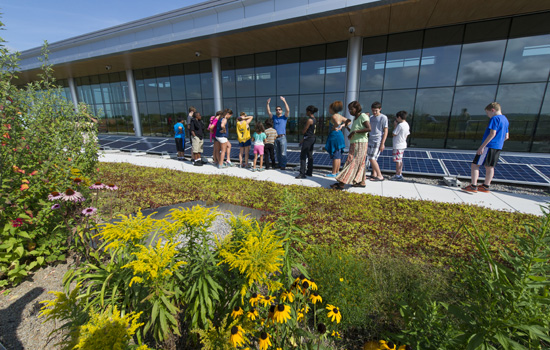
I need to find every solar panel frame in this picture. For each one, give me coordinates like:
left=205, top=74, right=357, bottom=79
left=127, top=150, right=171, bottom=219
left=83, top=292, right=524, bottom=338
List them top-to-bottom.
left=429, top=152, right=476, bottom=161
left=377, top=156, right=446, bottom=175
left=501, top=156, right=550, bottom=166
left=442, top=160, right=550, bottom=185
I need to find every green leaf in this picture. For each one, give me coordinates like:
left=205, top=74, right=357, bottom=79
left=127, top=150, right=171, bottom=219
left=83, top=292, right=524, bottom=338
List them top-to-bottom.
left=151, top=300, right=159, bottom=327
left=466, top=333, right=485, bottom=350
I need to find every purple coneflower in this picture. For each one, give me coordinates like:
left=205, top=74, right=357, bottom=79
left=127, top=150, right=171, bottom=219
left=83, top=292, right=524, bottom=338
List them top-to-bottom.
left=73, top=177, right=83, bottom=184
left=89, top=182, right=105, bottom=190
left=105, top=183, right=118, bottom=191
left=62, top=188, right=83, bottom=202
left=48, top=191, right=63, bottom=201
left=51, top=203, right=61, bottom=210
left=81, top=207, right=97, bottom=216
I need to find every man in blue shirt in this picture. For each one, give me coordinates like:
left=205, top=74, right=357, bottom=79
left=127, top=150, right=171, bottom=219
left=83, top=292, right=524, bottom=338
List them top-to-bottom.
left=266, top=96, right=290, bottom=170
left=463, top=102, right=509, bottom=193
left=174, top=118, right=185, bottom=161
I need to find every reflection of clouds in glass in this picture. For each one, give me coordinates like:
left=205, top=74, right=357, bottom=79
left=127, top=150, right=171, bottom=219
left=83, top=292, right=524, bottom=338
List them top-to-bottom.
left=500, top=35, right=550, bottom=83
left=457, top=60, right=502, bottom=85
left=300, top=73, right=325, bottom=94
left=325, top=73, right=346, bottom=92
left=496, top=83, right=545, bottom=114
left=452, top=86, right=497, bottom=117
left=415, top=88, right=453, bottom=116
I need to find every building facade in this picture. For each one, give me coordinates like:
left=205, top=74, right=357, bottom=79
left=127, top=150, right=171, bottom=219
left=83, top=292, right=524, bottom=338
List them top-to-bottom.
left=17, top=0, right=550, bottom=152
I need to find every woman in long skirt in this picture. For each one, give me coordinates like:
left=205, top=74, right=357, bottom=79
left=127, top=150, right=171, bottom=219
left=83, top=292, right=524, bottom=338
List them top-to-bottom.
left=330, top=101, right=371, bottom=190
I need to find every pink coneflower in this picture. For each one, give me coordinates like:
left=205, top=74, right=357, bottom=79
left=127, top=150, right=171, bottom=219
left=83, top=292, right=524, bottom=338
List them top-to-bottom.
left=73, top=178, right=83, bottom=184
left=89, top=182, right=105, bottom=190
left=105, top=183, right=118, bottom=191
left=62, top=188, right=83, bottom=202
left=48, top=191, right=63, bottom=201
left=77, top=197, right=86, bottom=203
left=51, top=204, right=61, bottom=210
left=81, top=207, right=97, bottom=216
left=11, top=218, right=24, bottom=227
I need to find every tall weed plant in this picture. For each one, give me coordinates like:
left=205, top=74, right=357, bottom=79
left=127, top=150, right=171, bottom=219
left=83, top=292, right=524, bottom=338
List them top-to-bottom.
left=0, top=24, right=98, bottom=287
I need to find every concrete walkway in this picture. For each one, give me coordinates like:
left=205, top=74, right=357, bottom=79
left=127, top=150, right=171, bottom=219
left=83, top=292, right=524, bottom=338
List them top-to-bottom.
left=99, top=152, right=549, bottom=216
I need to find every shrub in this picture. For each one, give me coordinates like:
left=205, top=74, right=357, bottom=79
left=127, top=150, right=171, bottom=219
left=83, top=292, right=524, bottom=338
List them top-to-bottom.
left=0, top=28, right=98, bottom=286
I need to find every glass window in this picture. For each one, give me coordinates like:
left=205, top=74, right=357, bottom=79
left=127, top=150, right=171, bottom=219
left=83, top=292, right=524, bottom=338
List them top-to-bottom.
left=509, top=12, right=550, bottom=38
left=463, top=19, right=510, bottom=44
left=418, top=26, right=463, bottom=88
left=384, top=31, right=423, bottom=89
left=500, top=34, right=550, bottom=84
left=360, top=36, right=387, bottom=91
left=456, top=40, right=506, bottom=86
left=324, top=42, right=347, bottom=93
left=300, top=45, right=326, bottom=94
left=277, top=48, right=300, bottom=95
left=255, top=52, right=276, bottom=96
left=235, top=55, right=255, bottom=97
left=221, top=57, right=236, bottom=98
left=200, top=61, right=213, bottom=99
left=184, top=62, right=201, bottom=99
left=169, top=65, right=186, bottom=100
left=156, top=66, right=172, bottom=101
left=142, top=68, right=158, bottom=102
left=133, top=70, right=146, bottom=102
left=495, top=83, right=545, bottom=152
left=532, top=83, right=550, bottom=152
left=448, top=85, right=497, bottom=149
left=411, top=88, right=454, bottom=148
left=381, top=89, right=416, bottom=148
left=359, top=91, right=383, bottom=113
left=236, top=97, right=256, bottom=117
left=201, top=99, right=215, bottom=119
left=138, top=102, right=151, bottom=135
left=147, top=102, right=162, bottom=135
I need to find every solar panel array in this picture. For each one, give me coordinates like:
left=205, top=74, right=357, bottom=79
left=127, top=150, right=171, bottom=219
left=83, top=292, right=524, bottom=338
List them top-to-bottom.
left=97, top=134, right=550, bottom=186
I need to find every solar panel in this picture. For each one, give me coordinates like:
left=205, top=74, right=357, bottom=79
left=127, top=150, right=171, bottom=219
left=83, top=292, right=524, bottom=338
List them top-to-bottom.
left=120, top=136, right=145, bottom=142
left=99, top=139, right=117, bottom=146
left=101, top=141, right=137, bottom=149
left=121, top=142, right=163, bottom=151
left=147, top=144, right=177, bottom=154
left=400, top=150, right=429, bottom=159
left=286, top=151, right=301, bottom=165
left=430, top=152, right=476, bottom=161
left=312, top=153, right=334, bottom=167
left=377, top=156, right=446, bottom=175
left=501, top=156, right=550, bottom=166
left=443, top=160, right=549, bottom=184
left=534, top=165, right=550, bottom=179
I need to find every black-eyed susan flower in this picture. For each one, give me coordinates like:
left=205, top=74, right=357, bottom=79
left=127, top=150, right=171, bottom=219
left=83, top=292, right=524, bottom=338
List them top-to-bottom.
left=309, top=278, right=318, bottom=290
left=280, top=291, right=294, bottom=303
left=249, top=292, right=262, bottom=306
left=309, top=292, right=322, bottom=304
left=260, top=295, right=274, bottom=307
left=273, top=304, right=291, bottom=323
left=326, top=304, right=342, bottom=323
left=268, top=305, right=276, bottom=321
left=231, top=306, right=244, bottom=319
left=247, top=309, right=259, bottom=321
left=297, top=310, right=304, bottom=321
left=317, top=323, right=326, bottom=334
left=230, top=326, right=245, bottom=348
left=331, top=330, right=341, bottom=339
left=258, top=331, right=272, bottom=350
left=381, top=341, right=396, bottom=350
left=398, top=345, right=412, bottom=350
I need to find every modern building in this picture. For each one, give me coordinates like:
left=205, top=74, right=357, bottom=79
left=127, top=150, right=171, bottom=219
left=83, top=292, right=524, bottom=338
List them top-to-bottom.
left=16, top=0, right=550, bottom=152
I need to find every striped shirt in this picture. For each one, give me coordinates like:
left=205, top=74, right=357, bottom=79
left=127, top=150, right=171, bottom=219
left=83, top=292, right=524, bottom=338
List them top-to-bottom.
left=265, top=128, right=277, bottom=144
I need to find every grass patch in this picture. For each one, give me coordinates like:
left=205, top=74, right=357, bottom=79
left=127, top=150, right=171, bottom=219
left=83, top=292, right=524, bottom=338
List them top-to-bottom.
left=98, top=162, right=533, bottom=264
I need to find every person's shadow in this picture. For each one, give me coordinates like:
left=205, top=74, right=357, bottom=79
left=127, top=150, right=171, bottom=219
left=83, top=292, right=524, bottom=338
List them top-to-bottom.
left=0, top=287, right=44, bottom=350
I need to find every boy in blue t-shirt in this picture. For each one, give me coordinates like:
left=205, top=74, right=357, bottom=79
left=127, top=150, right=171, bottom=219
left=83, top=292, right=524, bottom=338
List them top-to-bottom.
left=462, top=102, right=509, bottom=193
left=174, top=118, right=185, bottom=161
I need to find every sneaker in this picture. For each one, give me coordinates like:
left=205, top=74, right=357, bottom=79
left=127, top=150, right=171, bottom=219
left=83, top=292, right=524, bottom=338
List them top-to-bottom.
left=225, top=161, right=234, bottom=167
left=217, top=163, right=227, bottom=169
left=258, top=167, right=265, bottom=172
left=251, top=168, right=256, bottom=172
left=325, top=173, right=338, bottom=178
left=295, top=174, right=306, bottom=179
left=390, top=175, right=403, bottom=181
left=462, top=184, right=478, bottom=193
left=477, top=184, right=490, bottom=193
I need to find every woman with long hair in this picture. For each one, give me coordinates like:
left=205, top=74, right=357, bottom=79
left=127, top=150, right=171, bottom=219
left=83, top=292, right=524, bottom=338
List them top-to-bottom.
left=324, top=101, right=350, bottom=177
left=330, top=101, right=371, bottom=190
left=296, top=105, right=318, bottom=179
left=216, top=108, right=234, bottom=168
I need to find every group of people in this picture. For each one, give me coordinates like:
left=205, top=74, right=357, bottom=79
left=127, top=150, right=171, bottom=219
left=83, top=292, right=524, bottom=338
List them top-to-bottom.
left=174, top=98, right=509, bottom=194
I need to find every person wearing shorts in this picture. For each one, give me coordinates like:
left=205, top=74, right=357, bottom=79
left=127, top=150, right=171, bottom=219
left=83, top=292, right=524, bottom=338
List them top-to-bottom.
left=367, top=101, right=388, bottom=181
left=462, top=102, right=509, bottom=193
left=216, top=109, right=234, bottom=169
left=390, top=111, right=410, bottom=181
left=190, top=112, right=205, bottom=166
left=174, top=118, right=185, bottom=161
left=251, top=122, right=267, bottom=172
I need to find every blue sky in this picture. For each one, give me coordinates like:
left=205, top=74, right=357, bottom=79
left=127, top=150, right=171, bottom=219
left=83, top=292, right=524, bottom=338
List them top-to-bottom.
left=1, top=0, right=206, bottom=52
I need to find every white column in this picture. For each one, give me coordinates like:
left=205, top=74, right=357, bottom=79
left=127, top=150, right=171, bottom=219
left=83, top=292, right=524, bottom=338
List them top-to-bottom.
left=344, top=36, right=363, bottom=148
left=211, top=57, right=223, bottom=112
left=126, top=69, right=142, bottom=137
left=67, top=77, right=79, bottom=109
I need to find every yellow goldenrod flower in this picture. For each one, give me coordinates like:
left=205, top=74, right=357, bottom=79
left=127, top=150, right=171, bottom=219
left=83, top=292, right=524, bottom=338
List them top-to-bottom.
left=167, top=205, right=219, bottom=234
left=97, top=211, right=161, bottom=251
left=122, top=240, right=186, bottom=287
left=39, top=283, right=81, bottom=321
left=280, top=290, right=294, bottom=303
left=249, top=292, right=263, bottom=306
left=309, top=292, right=322, bottom=304
left=273, top=304, right=291, bottom=324
left=326, top=304, right=342, bottom=324
left=73, top=305, right=143, bottom=350
left=231, top=306, right=244, bottom=319
left=247, top=309, right=259, bottom=321
left=230, top=325, right=245, bottom=348
left=259, top=331, right=272, bottom=350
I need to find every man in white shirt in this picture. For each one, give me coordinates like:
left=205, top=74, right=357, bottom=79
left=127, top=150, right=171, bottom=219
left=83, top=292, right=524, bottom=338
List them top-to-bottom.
left=390, top=110, right=410, bottom=181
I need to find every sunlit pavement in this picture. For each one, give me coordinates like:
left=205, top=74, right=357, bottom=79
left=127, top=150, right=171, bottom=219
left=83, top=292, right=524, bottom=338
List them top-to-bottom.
left=99, top=151, right=549, bottom=216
